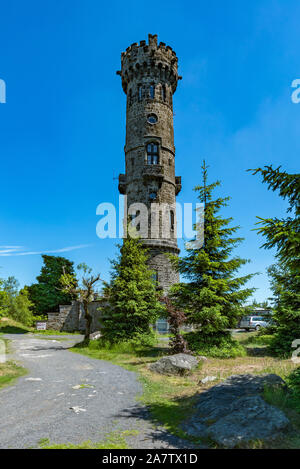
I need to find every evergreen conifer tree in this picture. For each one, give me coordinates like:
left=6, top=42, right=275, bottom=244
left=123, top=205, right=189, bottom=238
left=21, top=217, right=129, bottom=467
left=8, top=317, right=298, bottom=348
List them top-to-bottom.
left=170, top=162, right=256, bottom=356
left=250, top=166, right=300, bottom=357
left=100, top=234, right=165, bottom=344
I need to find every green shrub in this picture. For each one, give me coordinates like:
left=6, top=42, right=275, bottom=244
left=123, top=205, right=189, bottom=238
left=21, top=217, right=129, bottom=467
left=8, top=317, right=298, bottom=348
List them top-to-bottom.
left=100, top=235, right=164, bottom=344
left=258, top=324, right=277, bottom=335
left=269, top=324, right=300, bottom=358
left=185, top=331, right=246, bottom=358
left=82, top=332, right=157, bottom=355
left=244, top=334, right=274, bottom=346
left=264, top=367, right=300, bottom=414
left=287, top=367, right=300, bottom=403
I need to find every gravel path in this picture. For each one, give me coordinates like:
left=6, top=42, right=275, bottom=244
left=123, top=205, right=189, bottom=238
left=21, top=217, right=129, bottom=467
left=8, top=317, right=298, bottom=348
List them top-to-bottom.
left=0, top=334, right=195, bottom=449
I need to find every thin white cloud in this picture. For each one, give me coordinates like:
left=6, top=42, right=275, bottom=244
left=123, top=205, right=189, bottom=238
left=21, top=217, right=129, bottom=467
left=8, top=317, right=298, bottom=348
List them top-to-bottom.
left=0, top=245, right=92, bottom=257
left=0, top=246, right=24, bottom=249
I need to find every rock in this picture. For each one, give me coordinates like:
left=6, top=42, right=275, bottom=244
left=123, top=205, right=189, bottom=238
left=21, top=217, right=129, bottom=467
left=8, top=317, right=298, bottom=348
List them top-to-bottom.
left=89, top=331, right=101, bottom=340
left=149, top=353, right=198, bottom=375
left=198, top=356, right=208, bottom=362
left=181, top=373, right=289, bottom=447
left=200, top=376, right=217, bottom=385
left=209, top=395, right=289, bottom=448
left=69, top=406, right=86, bottom=414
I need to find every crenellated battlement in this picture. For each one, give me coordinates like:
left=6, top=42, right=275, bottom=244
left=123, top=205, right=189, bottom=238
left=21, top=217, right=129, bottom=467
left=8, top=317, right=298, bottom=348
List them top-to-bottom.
left=117, top=34, right=181, bottom=94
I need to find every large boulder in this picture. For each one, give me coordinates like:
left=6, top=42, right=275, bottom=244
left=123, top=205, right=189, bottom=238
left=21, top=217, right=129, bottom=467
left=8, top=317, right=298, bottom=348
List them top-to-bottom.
left=150, top=353, right=199, bottom=376
left=181, top=373, right=289, bottom=447
left=209, top=395, right=289, bottom=448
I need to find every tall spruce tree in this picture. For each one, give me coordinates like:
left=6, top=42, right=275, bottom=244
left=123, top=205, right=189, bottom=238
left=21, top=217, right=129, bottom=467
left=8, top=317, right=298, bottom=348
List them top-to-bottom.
left=170, top=162, right=256, bottom=356
left=250, top=166, right=300, bottom=357
left=100, top=234, right=165, bottom=344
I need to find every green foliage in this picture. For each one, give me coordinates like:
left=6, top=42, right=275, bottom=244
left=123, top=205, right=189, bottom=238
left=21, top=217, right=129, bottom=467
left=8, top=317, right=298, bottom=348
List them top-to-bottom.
left=170, top=162, right=256, bottom=345
left=249, top=166, right=300, bottom=270
left=251, top=166, right=300, bottom=358
left=100, top=235, right=165, bottom=343
left=27, top=255, right=76, bottom=314
left=267, top=262, right=300, bottom=357
left=0, top=276, right=34, bottom=326
left=0, top=282, right=9, bottom=319
left=7, top=287, right=34, bottom=326
left=249, top=299, right=270, bottom=309
left=0, top=318, right=32, bottom=334
left=269, top=322, right=300, bottom=358
left=185, top=331, right=246, bottom=358
left=243, top=334, right=274, bottom=346
left=0, top=361, right=27, bottom=389
left=264, top=366, right=300, bottom=415
left=287, top=367, right=300, bottom=405
left=39, top=431, right=132, bottom=449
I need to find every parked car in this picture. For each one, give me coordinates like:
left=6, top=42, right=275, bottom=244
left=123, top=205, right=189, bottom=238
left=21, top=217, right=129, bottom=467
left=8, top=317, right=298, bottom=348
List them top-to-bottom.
left=239, top=315, right=271, bottom=331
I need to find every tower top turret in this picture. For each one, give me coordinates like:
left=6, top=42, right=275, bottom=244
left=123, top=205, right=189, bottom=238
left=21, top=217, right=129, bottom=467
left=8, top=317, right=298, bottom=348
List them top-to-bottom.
left=116, top=34, right=182, bottom=94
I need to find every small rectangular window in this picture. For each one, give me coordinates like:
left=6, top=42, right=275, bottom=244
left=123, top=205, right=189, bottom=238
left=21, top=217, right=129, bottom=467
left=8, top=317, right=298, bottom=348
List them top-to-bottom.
left=147, top=142, right=159, bottom=165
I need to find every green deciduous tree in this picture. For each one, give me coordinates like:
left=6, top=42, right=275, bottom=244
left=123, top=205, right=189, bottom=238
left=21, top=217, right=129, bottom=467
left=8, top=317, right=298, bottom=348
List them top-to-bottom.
left=170, top=162, right=256, bottom=356
left=250, top=166, right=300, bottom=357
left=100, top=234, right=165, bottom=345
left=27, top=255, right=77, bottom=314
left=0, top=276, right=33, bottom=325
left=0, top=279, right=9, bottom=319
left=8, top=286, right=34, bottom=326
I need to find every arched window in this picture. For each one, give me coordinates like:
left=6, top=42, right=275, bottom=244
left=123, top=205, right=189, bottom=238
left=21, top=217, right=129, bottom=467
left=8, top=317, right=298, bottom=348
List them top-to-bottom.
left=162, top=84, right=166, bottom=102
left=138, top=85, right=142, bottom=101
left=149, top=85, right=155, bottom=99
left=147, top=143, right=159, bottom=165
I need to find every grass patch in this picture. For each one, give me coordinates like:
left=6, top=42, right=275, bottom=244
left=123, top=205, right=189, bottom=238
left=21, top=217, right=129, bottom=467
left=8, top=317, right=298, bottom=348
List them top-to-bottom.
left=0, top=318, right=32, bottom=334
left=0, top=318, right=80, bottom=336
left=33, top=330, right=81, bottom=336
left=186, top=331, right=246, bottom=358
left=235, top=331, right=274, bottom=347
left=0, top=360, right=27, bottom=389
left=261, top=379, right=300, bottom=448
left=38, top=430, right=139, bottom=449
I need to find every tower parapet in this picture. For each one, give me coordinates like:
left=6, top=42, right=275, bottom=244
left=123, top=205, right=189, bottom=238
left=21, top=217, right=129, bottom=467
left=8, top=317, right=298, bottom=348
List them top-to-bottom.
left=117, top=34, right=181, bottom=96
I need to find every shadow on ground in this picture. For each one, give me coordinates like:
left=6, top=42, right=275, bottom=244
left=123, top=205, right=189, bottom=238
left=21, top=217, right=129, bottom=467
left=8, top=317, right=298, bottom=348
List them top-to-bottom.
left=0, top=325, right=29, bottom=334
left=114, top=394, right=205, bottom=448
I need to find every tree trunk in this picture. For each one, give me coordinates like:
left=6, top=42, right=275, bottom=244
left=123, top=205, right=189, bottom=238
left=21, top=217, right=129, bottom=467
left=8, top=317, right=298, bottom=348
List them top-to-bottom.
left=83, top=301, right=92, bottom=343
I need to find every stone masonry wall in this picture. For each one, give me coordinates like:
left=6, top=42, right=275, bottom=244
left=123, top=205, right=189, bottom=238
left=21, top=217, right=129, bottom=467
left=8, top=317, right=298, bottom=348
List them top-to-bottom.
left=47, top=301, right=103, bottom=333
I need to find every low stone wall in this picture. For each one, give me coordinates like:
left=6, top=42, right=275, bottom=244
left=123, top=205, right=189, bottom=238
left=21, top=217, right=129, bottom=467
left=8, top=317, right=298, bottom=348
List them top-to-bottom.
left=47, top=301, right=103, bottom=333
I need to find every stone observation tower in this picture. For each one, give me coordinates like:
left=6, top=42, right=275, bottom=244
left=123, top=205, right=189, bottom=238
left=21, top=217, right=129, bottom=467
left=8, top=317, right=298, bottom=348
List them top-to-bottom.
left=117, top=34, right=182, bottom=291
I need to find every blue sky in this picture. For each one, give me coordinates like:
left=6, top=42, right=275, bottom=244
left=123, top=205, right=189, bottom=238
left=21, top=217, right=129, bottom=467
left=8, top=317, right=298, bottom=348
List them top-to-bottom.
left=0, top=0, right=299, bottom=303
